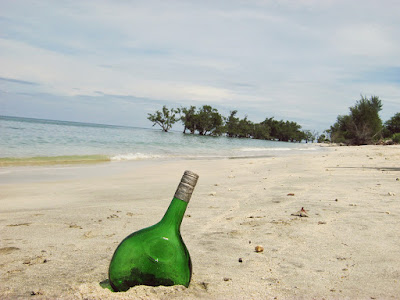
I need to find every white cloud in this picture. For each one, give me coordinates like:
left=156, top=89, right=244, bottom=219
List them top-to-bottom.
left=0, top=0, right=399, bottom=132
left=332, top=24, right=399, bottom=58
left=0, top=37, right=235, bottom=102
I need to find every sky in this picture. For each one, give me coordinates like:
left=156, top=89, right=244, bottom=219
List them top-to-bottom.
left=1, top=0, right=399, bottom=133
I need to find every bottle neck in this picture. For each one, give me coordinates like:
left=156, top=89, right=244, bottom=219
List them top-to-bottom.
left=159, top=197, right=188, bottom=231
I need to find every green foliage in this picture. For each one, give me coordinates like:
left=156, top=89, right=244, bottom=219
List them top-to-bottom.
left=146, top=95, right=400, bottom=147
left=330, top=95, right=383, bottom=145
left=349, top=95, right=382, bottom=144
left=147, top=97, right=398, bottom=146
left=147, top=105, right=178, bottom=132
left=148, top=105, right=304, bottom=142
left=178, top=105, right=224, bottom=136
left=194, top=105, right=224, bottom=136
left=180, top=106, right=197, bottom=134
left=225, top=110, right=240, bottom=137
left=224, top=111, right=270, bottom=139
left=384, top=112, right=400, bottom=137
left=224, top=113, right=303, bottom=141
left=330, top=114, right=353, bottom=143
left=237, top=117, right=253, bottom=138
left=261, top=118, right=304, bottom=142
left=262, top=118, right=279, bottom=138
left=252, top=123, right=271, bottom=140
left=303, top=130, right=317, bottom=143
left=303, top=130, right=312, bottom=143
left=317, top=130, right=331, bottom=143
left=392, top=133, right=400, bottom=144
left=317, top=134, right=326, bottom=143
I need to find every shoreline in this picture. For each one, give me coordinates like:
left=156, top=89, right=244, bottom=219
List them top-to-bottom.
left=0, top=145, right=322, bottom=168
left=1, top=145, right=399, bottom=299
left=0, top=155, right=111, bottom=167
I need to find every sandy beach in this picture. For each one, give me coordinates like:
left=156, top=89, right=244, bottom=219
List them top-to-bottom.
left=1, top=145, right=399, bottom=299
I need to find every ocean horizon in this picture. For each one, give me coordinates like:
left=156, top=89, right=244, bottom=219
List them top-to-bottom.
left=0, top=115, right=321, bottom=166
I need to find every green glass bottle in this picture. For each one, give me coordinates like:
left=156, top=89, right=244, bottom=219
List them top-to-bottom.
left=108, top=170, right=199, bottom=292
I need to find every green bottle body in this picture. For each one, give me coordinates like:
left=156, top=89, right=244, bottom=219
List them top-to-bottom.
left=108, top=171, right=198, bottom=292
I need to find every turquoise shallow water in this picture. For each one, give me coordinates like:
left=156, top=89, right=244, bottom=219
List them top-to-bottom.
left=0, top=115, right=320, bottom=164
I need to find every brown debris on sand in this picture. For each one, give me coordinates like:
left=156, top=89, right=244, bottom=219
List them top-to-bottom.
left=291, top=207, right=309, bottom=217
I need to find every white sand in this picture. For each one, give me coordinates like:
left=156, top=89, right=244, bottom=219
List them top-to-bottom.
left=1, top=145, right=399, bottom=299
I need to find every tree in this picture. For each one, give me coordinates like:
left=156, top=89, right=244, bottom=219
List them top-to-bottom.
left=330, top=95, right=383, bottom=145
left=349, top=95, right=382, bottom=144
left=147, top=105, right=178, bottom=132
left=194, top=105, right=224, bottom=136
left=180, top=106, right=197, bottom=134
left=225, top=110, right=240, bottom=137
left=384, top=112, right=400, bottom=136
left=330, top=114, right=353, bottom=143
left=237, top=116, right=253, bottom=138
left=257, top=117, right=303, bottom=142
left=262, top=117, right=280, bottom=140
left=275, top=121, right=303, bottom=142
left=252, top=122, right=271, bottom=140
left=303, top=130, right=315, bottom=143
left=311, top=130, right=318, bottom=143
left=317, top=130, right=331, bottom=143
left=317, top=134, right=326, bottom=143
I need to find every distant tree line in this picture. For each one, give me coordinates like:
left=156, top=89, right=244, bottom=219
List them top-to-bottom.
left=326, top=95, right=400, bottom=145
left=147, top=96, right=400, bottom=145
left=147, top=105, right=310, bottom=142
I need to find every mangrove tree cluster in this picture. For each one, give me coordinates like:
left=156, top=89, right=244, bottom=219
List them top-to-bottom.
left=147, top=105, right=309, bottom=142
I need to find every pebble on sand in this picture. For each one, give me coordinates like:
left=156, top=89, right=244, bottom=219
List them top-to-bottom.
left=255, top=245, right=264, bottom=253
left=223, top=277, right=232, bottom=281
left=31, top=290, right=44, bottom=296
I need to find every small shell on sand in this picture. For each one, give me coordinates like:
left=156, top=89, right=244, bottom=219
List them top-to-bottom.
left=255, top=245, right=264, bottom=252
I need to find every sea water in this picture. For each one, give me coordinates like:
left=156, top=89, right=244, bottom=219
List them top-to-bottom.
left=0, top=115, right=319, bottom=165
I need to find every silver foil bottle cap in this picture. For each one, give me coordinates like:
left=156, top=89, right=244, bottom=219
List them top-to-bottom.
left=174, top=170, right=199, bottom=203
